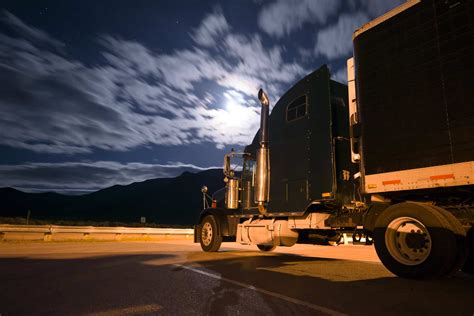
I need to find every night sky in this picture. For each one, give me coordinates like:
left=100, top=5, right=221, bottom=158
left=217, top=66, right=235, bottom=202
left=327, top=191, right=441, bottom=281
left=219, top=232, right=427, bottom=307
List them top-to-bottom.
left=0, top=0, right=403, bottom=194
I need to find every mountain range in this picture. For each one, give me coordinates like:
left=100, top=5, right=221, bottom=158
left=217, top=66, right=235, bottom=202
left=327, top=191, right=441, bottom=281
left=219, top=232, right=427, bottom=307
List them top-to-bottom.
left=0, top=169, right=225, bottom=225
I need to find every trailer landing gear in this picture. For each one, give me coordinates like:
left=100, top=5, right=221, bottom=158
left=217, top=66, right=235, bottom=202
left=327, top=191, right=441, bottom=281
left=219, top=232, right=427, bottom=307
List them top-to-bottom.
left=374, top=202, right=466, bottom=279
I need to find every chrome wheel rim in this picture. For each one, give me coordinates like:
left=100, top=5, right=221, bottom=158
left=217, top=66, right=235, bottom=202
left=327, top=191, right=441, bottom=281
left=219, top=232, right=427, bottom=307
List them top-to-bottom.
left=385, top=217, right=432, bottom=266
left=201, top=222, right=213, bottom=246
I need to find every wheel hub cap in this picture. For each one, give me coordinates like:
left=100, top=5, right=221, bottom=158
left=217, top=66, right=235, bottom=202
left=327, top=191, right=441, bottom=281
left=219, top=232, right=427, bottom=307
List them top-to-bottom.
left=385, top=217, right=432, bottom=266
left=201, top=222, right=213, bottom=246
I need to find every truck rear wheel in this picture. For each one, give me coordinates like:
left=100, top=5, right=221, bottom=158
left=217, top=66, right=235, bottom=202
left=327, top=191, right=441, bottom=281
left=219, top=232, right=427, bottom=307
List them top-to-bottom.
left=374, top=202, right=458, bottom=279
left=199, top=215, right=222, bottom=252
left=352, top=231, right=362, bottom=243
left=365, top=234, right=373, bottom=245
left=257, top=244, right=276, bottom=252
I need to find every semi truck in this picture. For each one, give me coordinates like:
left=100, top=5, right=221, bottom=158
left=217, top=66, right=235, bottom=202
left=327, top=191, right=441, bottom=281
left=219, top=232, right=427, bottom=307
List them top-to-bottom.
left=195, top=0, right=474, bottom=278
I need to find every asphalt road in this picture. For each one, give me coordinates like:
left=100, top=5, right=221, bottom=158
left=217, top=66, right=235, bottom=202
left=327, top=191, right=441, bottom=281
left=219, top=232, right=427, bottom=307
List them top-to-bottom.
left=0, top=240, right=473, bottom=316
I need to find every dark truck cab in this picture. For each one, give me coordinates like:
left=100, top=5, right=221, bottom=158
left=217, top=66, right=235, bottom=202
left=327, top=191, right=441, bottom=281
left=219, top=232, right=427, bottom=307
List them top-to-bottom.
left=197, top=66, right=360, bottom=245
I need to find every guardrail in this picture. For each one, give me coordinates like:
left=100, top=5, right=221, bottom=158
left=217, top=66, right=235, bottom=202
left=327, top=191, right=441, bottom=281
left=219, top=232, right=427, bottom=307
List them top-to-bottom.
left=0, top=224, right=194, bottom=241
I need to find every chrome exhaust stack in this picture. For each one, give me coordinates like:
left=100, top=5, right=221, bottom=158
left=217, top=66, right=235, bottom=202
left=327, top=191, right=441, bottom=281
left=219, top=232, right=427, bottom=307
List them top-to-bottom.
left=255, top=89, right=270, bottom=215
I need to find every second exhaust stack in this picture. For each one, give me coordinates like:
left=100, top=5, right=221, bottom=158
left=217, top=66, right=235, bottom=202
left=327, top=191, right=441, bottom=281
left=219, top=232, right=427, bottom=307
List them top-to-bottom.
left=255, top=89, right=270, bottom=215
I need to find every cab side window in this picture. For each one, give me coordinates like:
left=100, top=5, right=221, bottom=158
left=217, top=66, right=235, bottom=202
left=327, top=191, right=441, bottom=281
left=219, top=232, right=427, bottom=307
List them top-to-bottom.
left=286, top=95, right=307, bottom=122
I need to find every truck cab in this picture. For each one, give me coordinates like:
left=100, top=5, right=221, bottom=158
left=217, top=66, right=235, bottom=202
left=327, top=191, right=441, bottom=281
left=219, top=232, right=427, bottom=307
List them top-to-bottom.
left=198, top=66, right=364, bottom=250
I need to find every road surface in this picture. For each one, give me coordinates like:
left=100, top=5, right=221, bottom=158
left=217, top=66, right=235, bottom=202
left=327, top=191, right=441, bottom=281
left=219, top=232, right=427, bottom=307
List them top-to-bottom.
left=0, top=240, right=473, bottom=315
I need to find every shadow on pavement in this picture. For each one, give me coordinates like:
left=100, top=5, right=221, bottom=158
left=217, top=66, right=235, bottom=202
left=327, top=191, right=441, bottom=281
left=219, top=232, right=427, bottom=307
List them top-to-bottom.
left=0, top=250, right=472, bottom=316
left=183, top=250, right=474, bottom=316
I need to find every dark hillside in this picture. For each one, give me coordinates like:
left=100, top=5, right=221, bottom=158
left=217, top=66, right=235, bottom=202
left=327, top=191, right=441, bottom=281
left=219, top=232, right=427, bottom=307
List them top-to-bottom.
left=0, top=169, right=224, bottom=225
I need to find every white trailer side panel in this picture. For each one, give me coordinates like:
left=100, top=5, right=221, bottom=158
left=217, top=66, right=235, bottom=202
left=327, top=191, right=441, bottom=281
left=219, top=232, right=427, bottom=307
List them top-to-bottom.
left=364, top=161, right=474, bottom=193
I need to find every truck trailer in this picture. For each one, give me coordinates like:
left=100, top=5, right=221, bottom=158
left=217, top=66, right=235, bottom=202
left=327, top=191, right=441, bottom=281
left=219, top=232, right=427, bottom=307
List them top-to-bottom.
left=195, top=0, right=474, bottom=278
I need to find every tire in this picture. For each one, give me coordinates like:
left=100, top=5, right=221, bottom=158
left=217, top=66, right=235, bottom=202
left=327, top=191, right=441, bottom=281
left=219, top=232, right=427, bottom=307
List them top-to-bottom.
left=374, top=202, right=458, bottom=279
left=429, top=205, right=468, bottom=276
left=199, top=215, right=222, bottom=252
left=462, top=226, right=474, bottom=274
left=352, top=231, right=362, bottom=243
left=365, top=234, right=373, bottom=245
left=257, top=244, right=276, bottom=252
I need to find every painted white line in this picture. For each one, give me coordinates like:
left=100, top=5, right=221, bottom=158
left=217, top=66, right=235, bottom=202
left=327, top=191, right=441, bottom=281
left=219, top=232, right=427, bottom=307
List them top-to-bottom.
left=174, top=264, right=347, bottom=316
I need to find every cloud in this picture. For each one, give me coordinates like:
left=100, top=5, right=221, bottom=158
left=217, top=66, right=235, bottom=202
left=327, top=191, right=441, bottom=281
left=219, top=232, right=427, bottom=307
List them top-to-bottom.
left=258, top=0, right=341, bottom=37
left=359, top=0, right=405, bottom=18
left=191, top=9, right=230, bottom=47
left=0, top=10, right=65, bottom=51
left=0, top=11, right=306, bottom=154
left=314, top=11, right=370, bottom=60
left=220, top=33, right=306, bottom=103
left=101, top=36, right=228, bottom=92
left=331, top=66, right=348, bottom=84
left=0, top=161, right=219, bottom=193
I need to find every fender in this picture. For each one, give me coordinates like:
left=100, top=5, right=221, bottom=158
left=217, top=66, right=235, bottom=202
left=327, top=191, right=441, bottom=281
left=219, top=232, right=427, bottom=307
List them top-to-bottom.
left=363, top=202, right=390, bottom=233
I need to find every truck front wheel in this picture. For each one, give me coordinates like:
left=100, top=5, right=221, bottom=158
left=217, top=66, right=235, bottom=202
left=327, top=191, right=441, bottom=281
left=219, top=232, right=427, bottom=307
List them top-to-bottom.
left=374, top=202, right=458, bottom=279
left=199, top=215, right=222, bottom=252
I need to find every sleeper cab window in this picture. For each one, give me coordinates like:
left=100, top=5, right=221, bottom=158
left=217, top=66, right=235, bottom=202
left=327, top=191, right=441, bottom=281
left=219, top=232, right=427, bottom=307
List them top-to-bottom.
left=286, top=95, right=307, bottom=122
